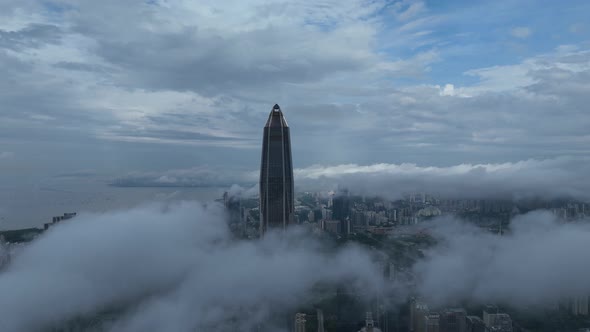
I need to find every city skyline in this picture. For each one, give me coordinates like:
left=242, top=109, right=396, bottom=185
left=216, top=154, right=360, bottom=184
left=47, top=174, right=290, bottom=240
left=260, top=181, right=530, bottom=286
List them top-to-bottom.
left=1, top=1, right=589, bottom=227
left=1, top=1, right=590, bottom=331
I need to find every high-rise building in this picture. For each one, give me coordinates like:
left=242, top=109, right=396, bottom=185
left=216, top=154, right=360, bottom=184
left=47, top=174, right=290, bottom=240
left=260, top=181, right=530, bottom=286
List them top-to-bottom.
left=259, top=104, right=294, bottom=236
left=332, top=188, right=350, bottom=222
left=323, top=220, right=341, bottom=234
left=571, top=296, right=589, bottom=316
left=410, top=299, right=429, bottom=332
left=483, top=306, right=512, bottom=332
left=439, top=308, right=467, bottom=332
left=317, top=309, right=325, bottom=332
left=357, top=311, right=382, bottom=332
left=294, top=313, right=306, bottom=332
left=424, top=313, right=440, bottom=332
left=465, top=316, right=486, bottom=332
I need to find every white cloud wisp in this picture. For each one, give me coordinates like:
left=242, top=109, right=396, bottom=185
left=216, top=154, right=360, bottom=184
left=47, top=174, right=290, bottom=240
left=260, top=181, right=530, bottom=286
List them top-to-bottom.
left=0, top=202, right=385, bottom=331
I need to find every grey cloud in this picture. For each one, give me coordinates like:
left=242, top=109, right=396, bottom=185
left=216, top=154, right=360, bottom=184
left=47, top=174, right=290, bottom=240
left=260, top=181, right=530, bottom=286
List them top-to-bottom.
left=0, top=1, right=588, bottom=179
left=58, top=1, right=382, bottom=96
left=0, top=24, right=62, bottom=50
left=93, top=29, right=370, bottom=95
left=280, top=49, right=590, bottom=164
left=0, top=52, right=109, bottom=132
left=53, top=61, right=112, bottom=73
left=107, top=128, right=254, bottom=143
left=0, top=152, right=14, bottom=160
left=112, top=157, right=590, bottom=201
left=295, top=157, right=590, bottom=201
left=112, top=168, right=258, bottom=188
left=52, top=169, right=98, bottom=179
left=0, top=202, right=385, bottom=331
left=414, top=211, right=590, bottom=307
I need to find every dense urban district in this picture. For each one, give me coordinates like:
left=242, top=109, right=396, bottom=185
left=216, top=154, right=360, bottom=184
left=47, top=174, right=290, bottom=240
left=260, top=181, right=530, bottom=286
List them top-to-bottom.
left=224, top=188, right=589, bottom=332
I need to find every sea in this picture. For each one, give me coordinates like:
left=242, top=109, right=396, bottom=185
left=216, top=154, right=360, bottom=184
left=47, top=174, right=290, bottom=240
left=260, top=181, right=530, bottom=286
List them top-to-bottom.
left=0, top=176, right=226, bottom=230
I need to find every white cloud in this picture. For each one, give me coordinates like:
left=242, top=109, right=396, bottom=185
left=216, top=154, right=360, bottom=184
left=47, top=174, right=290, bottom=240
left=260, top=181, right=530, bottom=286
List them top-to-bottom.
left=392, top=0, right=427, bottom=22
left=0, top=1, right=589, bottom=181
left=510, top=26, right=532, bottom=39
left=113, top=157, right=590, bottom=201
left=293, top=157, right=590, bottom=200
left=0, top=202, right=385, bottom=331
left=416, top=211, right=590, bottom=307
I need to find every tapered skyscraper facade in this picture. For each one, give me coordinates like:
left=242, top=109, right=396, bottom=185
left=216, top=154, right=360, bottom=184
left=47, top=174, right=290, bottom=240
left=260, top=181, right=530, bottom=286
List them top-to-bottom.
left=259, top=104, right=294, bottom=236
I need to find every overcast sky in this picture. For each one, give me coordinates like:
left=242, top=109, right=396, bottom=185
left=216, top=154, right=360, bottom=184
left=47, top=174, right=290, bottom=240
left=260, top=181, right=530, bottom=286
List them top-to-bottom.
left=1, top=0, right=589, bottom=203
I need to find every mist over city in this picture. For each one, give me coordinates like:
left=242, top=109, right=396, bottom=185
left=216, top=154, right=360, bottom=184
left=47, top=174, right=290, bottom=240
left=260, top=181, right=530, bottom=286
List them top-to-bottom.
left=1, top=0, right=590, bottom=331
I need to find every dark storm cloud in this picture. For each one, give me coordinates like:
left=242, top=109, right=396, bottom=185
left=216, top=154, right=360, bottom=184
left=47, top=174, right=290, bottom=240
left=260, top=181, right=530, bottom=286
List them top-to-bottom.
left=0, top=202, right=385, bottom=331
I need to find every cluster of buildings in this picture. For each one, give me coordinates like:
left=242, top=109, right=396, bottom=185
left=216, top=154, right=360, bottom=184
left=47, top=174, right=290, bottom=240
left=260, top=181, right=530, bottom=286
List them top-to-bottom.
left=221, top=104, right=590, bottom=331
left=228, top=104, right=589, bottom=240
left=285, top=192, right=588, bottom=238
left=551, top=202, right=588, bottom=221
left=0, top=212, right=77, bottom=271
left=44, top=212, right=77, bottom=230
left=567, top=296, right=590, bottom=316
left=410, top=301, right=513, bottom=332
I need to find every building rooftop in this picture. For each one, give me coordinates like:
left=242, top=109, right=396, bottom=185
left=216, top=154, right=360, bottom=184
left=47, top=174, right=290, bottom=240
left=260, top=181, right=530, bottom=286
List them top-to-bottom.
left=265, top=104, right=289, bottom=128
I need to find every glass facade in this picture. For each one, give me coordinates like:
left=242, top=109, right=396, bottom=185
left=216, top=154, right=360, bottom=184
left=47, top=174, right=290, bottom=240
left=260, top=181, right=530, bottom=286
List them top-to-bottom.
left=259, top=104, right=294, bottom=236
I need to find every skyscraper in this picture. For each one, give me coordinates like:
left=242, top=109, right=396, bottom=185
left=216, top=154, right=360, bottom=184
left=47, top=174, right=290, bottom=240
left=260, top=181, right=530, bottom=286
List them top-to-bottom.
left=259, top=104, right=294, bottom=236
left=333, top=188, right=350, bottom=234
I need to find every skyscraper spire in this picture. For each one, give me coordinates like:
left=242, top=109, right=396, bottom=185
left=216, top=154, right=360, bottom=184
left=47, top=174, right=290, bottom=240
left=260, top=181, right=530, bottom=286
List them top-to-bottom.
left=259, top=104, right=294, bottom=236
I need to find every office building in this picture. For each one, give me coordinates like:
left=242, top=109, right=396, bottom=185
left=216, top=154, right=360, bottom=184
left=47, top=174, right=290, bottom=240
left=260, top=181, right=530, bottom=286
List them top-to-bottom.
left=259, top=104, right=294, bottom=236
left=439, top=308, right=466, bottom=332
left=424, top=313, right=440, bottom=332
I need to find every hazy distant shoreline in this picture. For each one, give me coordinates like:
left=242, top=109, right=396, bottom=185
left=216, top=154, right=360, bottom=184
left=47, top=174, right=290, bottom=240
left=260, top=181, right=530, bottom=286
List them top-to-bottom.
left=0, top=181, right=226, bottom=230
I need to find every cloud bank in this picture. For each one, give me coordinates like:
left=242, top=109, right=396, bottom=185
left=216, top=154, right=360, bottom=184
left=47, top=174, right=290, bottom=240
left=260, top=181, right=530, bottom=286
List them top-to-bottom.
left=112, top=157, right=590, bottom=201
left=295, top=157, right=590, bottom=200
left=112, top=168, right=257, bottom=188
left=0, top=202, right=384, bottom=331
left=1, top=203, right=589, bottom=330
left=415, top=211, right=590, bottom=307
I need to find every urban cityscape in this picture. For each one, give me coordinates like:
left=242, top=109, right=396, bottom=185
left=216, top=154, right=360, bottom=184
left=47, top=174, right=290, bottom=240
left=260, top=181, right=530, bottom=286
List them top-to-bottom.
left=1, top=1, right=590, bottom=332
left=2, top=104, right=589, bottom=331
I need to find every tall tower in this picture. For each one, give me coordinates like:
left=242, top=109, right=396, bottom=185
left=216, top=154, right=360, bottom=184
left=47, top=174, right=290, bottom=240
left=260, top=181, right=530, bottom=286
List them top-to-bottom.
left=259, top=104, right=294, bottom=236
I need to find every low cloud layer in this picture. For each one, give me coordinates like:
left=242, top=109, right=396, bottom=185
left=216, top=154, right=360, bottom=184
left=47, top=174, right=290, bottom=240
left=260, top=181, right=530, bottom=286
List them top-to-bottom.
left=112, top=157, right=590, bottom=201
left=295, top=157, right=590, bottom=201
left=112, top=168, right=257, bottom=188
left=0, top=202, right=384, bottom=331
left=1, top=202, right=589, bottom=330
left=415, top=211, right=590, bottom=307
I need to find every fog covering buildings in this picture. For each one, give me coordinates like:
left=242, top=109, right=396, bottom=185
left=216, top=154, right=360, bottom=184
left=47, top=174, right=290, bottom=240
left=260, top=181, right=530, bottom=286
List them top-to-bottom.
left=259, top=104, right=295, bottom=236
